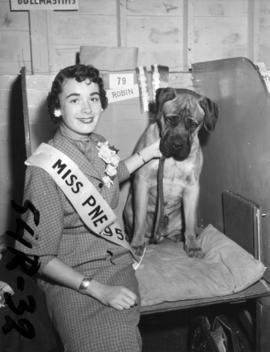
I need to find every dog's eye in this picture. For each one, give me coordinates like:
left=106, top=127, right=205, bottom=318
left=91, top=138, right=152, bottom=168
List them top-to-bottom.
left=165, top=115, right=178, bottom=127
left=188, top=119, right=199, bottom=130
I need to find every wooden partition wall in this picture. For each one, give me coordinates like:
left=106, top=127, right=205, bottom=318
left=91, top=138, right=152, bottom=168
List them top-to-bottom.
left=192, top=57, right=270, bottom=351
left=192, top=57, right=270, bottom=271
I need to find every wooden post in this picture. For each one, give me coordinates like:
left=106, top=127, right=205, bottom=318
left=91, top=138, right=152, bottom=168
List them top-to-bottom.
left=117, top=0, right=127, bottom=47
left=183, top=0, right=193, bottom=71
left=248, top=0, right=260, bottom=62
left=29, top=10, right=54, bottom=73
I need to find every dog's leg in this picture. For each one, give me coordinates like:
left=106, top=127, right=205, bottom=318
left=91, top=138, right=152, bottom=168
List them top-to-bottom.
left=183, top=181, right=204, bottom=258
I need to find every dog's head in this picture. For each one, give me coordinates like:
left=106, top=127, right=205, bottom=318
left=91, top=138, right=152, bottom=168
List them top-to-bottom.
left=153, top=87, right=218, bottom=161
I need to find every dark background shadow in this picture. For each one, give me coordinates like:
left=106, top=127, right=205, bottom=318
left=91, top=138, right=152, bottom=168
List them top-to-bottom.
left=4, top=75, right=26, bottom=247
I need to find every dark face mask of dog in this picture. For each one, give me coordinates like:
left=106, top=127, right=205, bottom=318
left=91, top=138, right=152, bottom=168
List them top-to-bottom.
left=159, top=98, right=204, bottom=161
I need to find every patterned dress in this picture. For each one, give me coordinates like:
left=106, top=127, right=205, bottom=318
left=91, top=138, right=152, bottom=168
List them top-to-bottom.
left=15, top=127, right=142, bottom=352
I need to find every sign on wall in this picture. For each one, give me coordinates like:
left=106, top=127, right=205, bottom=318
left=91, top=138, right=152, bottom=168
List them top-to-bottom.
left=10, top=0, right=78, bottom=11
left=106, top=72, right=139, bottom=104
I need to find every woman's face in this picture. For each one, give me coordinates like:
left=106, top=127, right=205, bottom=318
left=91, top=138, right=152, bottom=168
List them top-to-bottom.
left=56, top=78, right=102, bottom=135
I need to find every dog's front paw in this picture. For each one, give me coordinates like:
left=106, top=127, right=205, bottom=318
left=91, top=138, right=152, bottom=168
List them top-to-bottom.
left=150, top=233, right=164, bottom=244
left=169, top=233, right=183, bottom=243
left=184, top=236, right=204, bottom=258
left=185, top=246, right=204, bottom=258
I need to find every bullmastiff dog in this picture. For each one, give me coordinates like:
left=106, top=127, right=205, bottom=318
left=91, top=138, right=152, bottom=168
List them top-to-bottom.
left=123, top=87, right=218, bottom=257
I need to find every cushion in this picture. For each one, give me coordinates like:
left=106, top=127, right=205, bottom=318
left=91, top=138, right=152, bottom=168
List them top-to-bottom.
left=136, top=224, right=266, bottom=306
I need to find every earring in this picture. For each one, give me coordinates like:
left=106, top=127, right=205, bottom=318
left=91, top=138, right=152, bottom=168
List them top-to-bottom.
left=54, top=109, right=61, bottom=118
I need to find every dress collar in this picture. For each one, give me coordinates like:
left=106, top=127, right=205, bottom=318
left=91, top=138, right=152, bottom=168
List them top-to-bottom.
left=59, top=123, right=91, bottom=143
left=53, top=128, right=104, bottom=181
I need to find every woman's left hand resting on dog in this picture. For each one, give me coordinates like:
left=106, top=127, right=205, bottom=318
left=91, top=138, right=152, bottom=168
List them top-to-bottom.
left=124, top=139, right=161, bottom=174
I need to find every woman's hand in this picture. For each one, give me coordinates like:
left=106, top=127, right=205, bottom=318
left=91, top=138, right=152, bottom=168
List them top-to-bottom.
left=124, top=138, right=162, bottom=174
left=87, top=280, right=138, bottom=310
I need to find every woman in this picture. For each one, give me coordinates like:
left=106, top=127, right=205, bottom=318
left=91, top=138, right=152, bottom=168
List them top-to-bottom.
left=16, top=64, right=161, bottom=352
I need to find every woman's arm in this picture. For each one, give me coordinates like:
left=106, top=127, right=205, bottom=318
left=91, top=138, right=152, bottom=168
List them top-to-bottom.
left=124, top=139, right=161, bottom=174
left=42, top=257, right=138, bottom=310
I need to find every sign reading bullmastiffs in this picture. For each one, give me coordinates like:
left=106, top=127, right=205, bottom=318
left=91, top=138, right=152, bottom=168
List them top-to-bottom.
left=123, top=87, right=218, bottom=258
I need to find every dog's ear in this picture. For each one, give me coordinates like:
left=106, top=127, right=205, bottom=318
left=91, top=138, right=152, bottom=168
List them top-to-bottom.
left=154, top=87, right=176, bottom=116
left=199, top=97, right=219, bottom=132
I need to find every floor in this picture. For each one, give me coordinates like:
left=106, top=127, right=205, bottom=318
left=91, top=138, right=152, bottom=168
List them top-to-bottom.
left=139, top=303, right=255, bottom=352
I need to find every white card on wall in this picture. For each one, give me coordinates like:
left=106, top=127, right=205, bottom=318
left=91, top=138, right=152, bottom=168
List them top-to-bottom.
left=109, top=73, right=134, bottom=89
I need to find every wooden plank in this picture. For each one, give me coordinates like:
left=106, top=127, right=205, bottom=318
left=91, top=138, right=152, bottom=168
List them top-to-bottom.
left=79, top=0, right=117, bottom=15
left=118, top=0, right=127, bottom=46
left=125, top=0, right=183, bottom=16
left=182, top=0, right=193, bottom=70
left=191, top=0, right=249, bottom=63
left=193, top=0, right=248, bottom=17
left=248, top=0, right=260, bottom=62
left=258, top=0, right=270, bottom=69
left=260, top=0, right=270, bottom=14
left=0, top=1, right=29, bottom=30
left=29, top=11, right=51, bottom=73
left=46, top=11, right=55, bottom=73
left=52, top=13, right=117, bottom=45
left=126, top=16, right=184, bottom=69
left=127, top=17, right=183, bottom=47
left=193, top=17, right=248, bottom=62
left=0, top=31, right=31, bottom=74
left=0, top=32, right=30, bottom=60
left=52, top=46, right=79, bottom=73
left=80, top=46, right=138, bottom=72
left=137, top=48, right=184, bottom=71
left=0, top=61, right=32, bottom=76
left=22, top=68, right=32, bottom=157
left=169, top=72, right=193, bottom=89
left=24, top=74, right=55, bottom=153
left=26, top=74, right=55, bottom=90
left=0, top=75, right=21, bottom=122
left=0, top=75, right=20, bottom=87
left=0, top=92, right=11, bottom=118
left=96, top=98, right=147, bottom=158
left=0, top=108, right=10, bottom=124
left=97, top=116, right=148, bottom=159
left=0, top=140, right=10, bottom=186
left=0, top=201, right=10, bottom=243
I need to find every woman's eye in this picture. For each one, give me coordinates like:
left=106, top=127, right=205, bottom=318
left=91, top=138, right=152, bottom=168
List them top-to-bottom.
left=90, top=96, right=100, bottom=103
left=70, top=98, right=79, bottom=104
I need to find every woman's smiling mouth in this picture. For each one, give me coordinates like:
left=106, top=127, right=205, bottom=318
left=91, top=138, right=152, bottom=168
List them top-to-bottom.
left=79, top=117, right=95, bottom=124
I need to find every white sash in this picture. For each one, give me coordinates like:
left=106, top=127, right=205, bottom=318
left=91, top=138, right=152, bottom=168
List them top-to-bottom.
left=25, top=143, right=139, bottom=263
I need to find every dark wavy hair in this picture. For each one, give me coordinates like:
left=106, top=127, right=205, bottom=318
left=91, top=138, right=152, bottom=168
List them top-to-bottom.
left=47, top=64, right=108, bottom=124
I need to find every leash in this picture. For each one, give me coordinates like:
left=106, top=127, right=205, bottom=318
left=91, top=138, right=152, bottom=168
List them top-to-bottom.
left=150, top=155, right=167, bottom=244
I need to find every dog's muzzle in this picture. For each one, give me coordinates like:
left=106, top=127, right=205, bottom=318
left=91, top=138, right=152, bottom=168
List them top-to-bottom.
left=160, top=133, right=191, bottom=161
